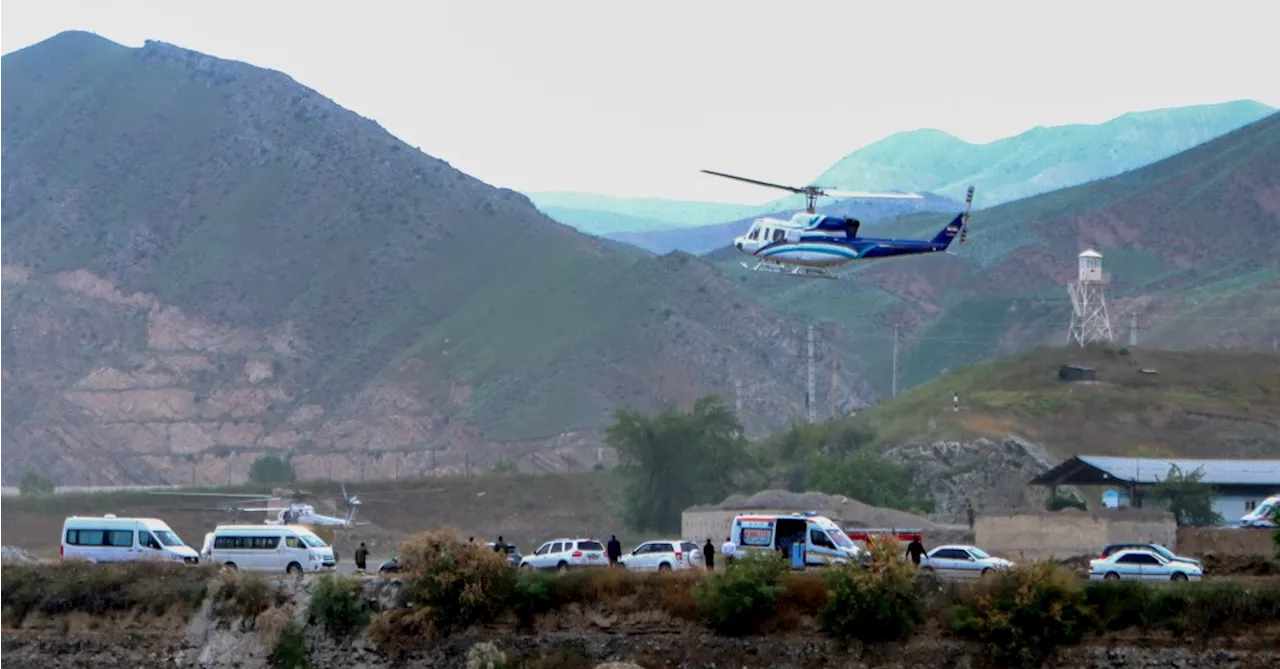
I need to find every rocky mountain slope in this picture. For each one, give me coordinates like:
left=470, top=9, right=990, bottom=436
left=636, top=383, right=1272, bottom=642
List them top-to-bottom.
left=0, top=32, right=874, bottom=486
left=526, top=100, right=1275, bottom=240
left=709, top=111, right=1280, bottom=397
left=842, top=347, right=1280, bottom=461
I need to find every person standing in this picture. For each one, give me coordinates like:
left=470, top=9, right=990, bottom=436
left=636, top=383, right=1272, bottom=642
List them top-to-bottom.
left=606, top=535, right=622, bottom=567
left=905, top=535, right=926, bottom=566
left=721, top=536, right=736, bottom=566
left=702, top=538, right=715, bottom=571
left=354, top=542, right=369, bottom=573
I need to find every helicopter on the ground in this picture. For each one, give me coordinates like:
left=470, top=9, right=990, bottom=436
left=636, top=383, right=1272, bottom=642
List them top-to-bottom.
left=702, top=169, right=974, bottom=280
left=151, top=483, right=368, bottom=527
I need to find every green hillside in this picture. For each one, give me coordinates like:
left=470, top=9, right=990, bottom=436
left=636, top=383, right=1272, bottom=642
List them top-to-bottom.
left=0, top=32, right=876, bottom=485
left=526, top=101, right=1274, bottom=237
left=711, top=111, right=1280, bottom=400
left=833, top=346, right=1280, bottom=460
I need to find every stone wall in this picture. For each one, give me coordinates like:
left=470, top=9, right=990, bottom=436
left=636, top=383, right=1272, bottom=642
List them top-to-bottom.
left=976, top=508, right=1176, bottom=562
left=1177, top=527, right=1277, bottom=556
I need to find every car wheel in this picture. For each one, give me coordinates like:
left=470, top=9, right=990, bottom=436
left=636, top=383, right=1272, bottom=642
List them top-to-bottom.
left=557, top=561, right=569, bottom=573
left=222, top=562, right=238, bottom=571
left=286, top=562, right=303, bottom=576
left=658, top=562, right=671, bottom=572
left=520, top=563, right=532, bottom=570
left=981, top=568, right=994, bottom=579
left=1104, top=572, right=1120, bottom=580
left=1171, top=572, right=1188, bottom=582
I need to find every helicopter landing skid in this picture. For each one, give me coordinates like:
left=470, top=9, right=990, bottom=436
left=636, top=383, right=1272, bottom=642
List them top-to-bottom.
left=741, top=260, right=837, bottom=280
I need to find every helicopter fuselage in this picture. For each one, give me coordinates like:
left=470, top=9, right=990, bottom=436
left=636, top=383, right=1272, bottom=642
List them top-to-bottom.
left=733, top=212, right=959, bottom=269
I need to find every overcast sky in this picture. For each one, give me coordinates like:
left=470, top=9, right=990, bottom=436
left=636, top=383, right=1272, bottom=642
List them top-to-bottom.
left=4, top=0, right=1278, bottom=204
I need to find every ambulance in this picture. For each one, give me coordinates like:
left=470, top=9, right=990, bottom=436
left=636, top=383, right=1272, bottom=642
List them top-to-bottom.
left=1239, top=494, right=1280, bottom=528
left=729, top=512, right=865, bottom=567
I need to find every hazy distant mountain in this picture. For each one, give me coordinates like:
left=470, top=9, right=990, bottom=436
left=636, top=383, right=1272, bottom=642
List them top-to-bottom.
left=528, top=100, right=1276, bottom=241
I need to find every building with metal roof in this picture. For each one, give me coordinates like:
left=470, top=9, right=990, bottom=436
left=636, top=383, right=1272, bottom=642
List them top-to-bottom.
left=1031, top=456, right=1280, bottom=525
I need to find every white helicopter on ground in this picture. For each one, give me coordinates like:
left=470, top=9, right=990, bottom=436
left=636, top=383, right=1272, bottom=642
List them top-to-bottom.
left=702, top=169, right=974, bottom=280
left=152, top=484, right=368, bottom=527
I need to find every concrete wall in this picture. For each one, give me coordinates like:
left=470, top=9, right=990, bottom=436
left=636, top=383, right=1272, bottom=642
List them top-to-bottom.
left=976, top=508, right=1176, bottom=562
left=1177, top=527, right=1277, bottom=557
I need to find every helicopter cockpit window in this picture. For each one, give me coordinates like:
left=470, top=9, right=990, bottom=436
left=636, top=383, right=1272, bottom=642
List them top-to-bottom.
left=748, top=227, right=759, bottom=240
left=772, top=228, right=785, bottom=242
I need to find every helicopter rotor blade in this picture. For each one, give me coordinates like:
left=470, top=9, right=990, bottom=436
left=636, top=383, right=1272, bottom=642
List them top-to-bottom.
left=701, top=170, right=807, bottom=194
left=821, top=189, right=925, bottom=200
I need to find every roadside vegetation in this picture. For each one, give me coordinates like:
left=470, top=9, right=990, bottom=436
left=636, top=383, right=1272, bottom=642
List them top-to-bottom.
left=5, top=532, right=1280, bottom=668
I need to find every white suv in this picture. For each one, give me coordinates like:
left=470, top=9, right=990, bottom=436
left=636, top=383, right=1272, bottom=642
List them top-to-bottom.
left=519, top=537, right=607, bottom=572
left=619, top=540, right=703, bottom=571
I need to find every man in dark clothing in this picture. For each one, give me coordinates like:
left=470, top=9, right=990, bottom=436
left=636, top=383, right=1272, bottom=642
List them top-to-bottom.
left=606, top=535, right=622, bottom=567
left=494, top=536, right=506, bottom=553
left=905, top=536, right=926, bottom=566
left=703, top=539, right=715, bottom=571
left=354, top=542, right=369, bottom=573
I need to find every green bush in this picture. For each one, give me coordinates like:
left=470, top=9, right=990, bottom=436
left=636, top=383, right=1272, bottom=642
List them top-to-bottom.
left=819, top=537, right=922, bottom=643
left=693, top=551, right=789, bottom=636
left=948, top=563, right=1092, bottom=669
left=511, top=569, right=559, bottom=628
left=307, top=573, right=369, bottom=640
left=1082, top=579, right=1155, bottom=631
left=1146, top=581, right=1280, bottom=638
left=268, top=620, right=311, bottom=669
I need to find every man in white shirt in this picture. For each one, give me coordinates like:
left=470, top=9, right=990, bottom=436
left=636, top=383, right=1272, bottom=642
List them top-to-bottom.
left=720, top=536, right=736, bottom=566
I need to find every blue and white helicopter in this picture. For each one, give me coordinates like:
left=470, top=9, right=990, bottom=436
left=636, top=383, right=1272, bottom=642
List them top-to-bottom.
left=703, top=169, right=974, bottom=280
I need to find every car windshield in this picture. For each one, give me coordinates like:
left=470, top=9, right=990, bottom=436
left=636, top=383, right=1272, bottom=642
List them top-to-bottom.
left=825, top=529, right=855, bottom=549
left=154, top=530, right=184, bottom=547
left=299, top=534, right=327, bottom=548
left=1149, top=545, right=1175, bottom=559
left=968, top=547, right=991, bottom=559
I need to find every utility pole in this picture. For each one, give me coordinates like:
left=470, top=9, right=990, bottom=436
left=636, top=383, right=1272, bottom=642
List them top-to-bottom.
left=1129, top=313, right=1138, bottom=347
left=806, top=323, right=816, bottom=424
left=892, top=325, right=899, bottom=398
left=829, top=356, right=838, bottom=420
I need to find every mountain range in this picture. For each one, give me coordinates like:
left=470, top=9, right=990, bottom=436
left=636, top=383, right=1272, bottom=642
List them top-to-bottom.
left=2, top=31, right=1277, bottom=488
left=0, top=32, right=872, bottom=486
left=528, top=100, right=1276, bottom=254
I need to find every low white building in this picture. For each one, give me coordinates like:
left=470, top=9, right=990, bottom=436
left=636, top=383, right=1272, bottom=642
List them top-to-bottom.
left=1031, top=455, right=1280, bottom=525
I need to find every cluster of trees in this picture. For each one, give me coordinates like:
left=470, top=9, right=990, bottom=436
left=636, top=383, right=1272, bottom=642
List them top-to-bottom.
left=605, top=395, right=929, bottom=532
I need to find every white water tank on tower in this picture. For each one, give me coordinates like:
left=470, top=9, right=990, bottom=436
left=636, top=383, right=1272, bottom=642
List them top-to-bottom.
left=1078, top=249, right=1103, bottom=283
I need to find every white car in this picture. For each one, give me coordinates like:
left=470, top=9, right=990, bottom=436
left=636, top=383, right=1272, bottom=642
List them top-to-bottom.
left=209, top=524, right=336, bottom=574
left=519, top=537, right=608, bottom=572
left=619, top=540, right=703, bottom=572
left=920, top=545, right=1015, bottom=580
left=1090, top=548, right=1203, bottom=582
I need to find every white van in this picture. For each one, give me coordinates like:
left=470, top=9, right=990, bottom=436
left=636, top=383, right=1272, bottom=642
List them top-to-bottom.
left=729, top=512, right=865, bottom=567
left=61, top=515, right=200, bottom=565
left=209, top=524, right=336, bottom=574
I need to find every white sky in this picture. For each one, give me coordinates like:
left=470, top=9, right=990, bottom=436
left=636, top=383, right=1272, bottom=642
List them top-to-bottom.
left=3, top=0, right=1278, bottom=204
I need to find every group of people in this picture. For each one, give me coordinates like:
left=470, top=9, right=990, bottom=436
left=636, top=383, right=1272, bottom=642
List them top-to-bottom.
left=603, top=535, right=740, bottom=570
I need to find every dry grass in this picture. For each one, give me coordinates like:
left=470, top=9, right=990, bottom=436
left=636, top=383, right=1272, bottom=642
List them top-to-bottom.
left=1, top=561, right=213, bottom=626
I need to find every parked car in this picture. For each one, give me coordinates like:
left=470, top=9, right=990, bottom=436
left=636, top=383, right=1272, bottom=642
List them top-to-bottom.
left=519, top=537, right=608, bottom=571
left=619, top=540, right=702, bottom=571
left=487, top=542, right=523, bottom=568
left=1099, top=543, right=1202, bottom=570
left=920, top=545, right=1015, bottom=580
left=1090, top=548, right=1203, bottom=582
left=378, top=556, right=400, bottom=573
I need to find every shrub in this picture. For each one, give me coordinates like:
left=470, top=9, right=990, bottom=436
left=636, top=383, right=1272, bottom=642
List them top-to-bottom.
left=393, top=528, right=515, bottom=636
left=819, top=536, right=922, bottom=644
left=693, top=550, right=789, bottom=636
left=1, top=561, right=213, bottom=624
left=947, top=562, right=1092, bottom=669
left=209, top=569, right=289, bottom=624
left=511, top=569, right=559, bottom=628
left=307, top=573, right=369, bottom=640
left=1082, top=579, right=1155, bottom=631
left=1147, top=581, right=1280, bottom=639
left=268, top=620, right=311, bottom=669
left=465, top=641, right=507, bottom=669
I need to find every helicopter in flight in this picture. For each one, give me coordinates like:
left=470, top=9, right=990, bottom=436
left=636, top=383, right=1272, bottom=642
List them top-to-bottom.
left=702, top=169, right=974, bottom=280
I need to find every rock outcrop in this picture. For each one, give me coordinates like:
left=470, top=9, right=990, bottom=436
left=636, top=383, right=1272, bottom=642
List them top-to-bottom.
left=883, top=437, right=1085, bottom=524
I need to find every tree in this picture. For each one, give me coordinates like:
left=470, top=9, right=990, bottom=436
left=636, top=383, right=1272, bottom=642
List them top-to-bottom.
left=607, top=395, right=756, bottom=533
left=805, top=452, right=933, bottom=515
left=249, top=454, right=296, bottom=485
left=1146, top=465, right=1222, bottom=527
left=19, top=471, right=55, bottom=496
